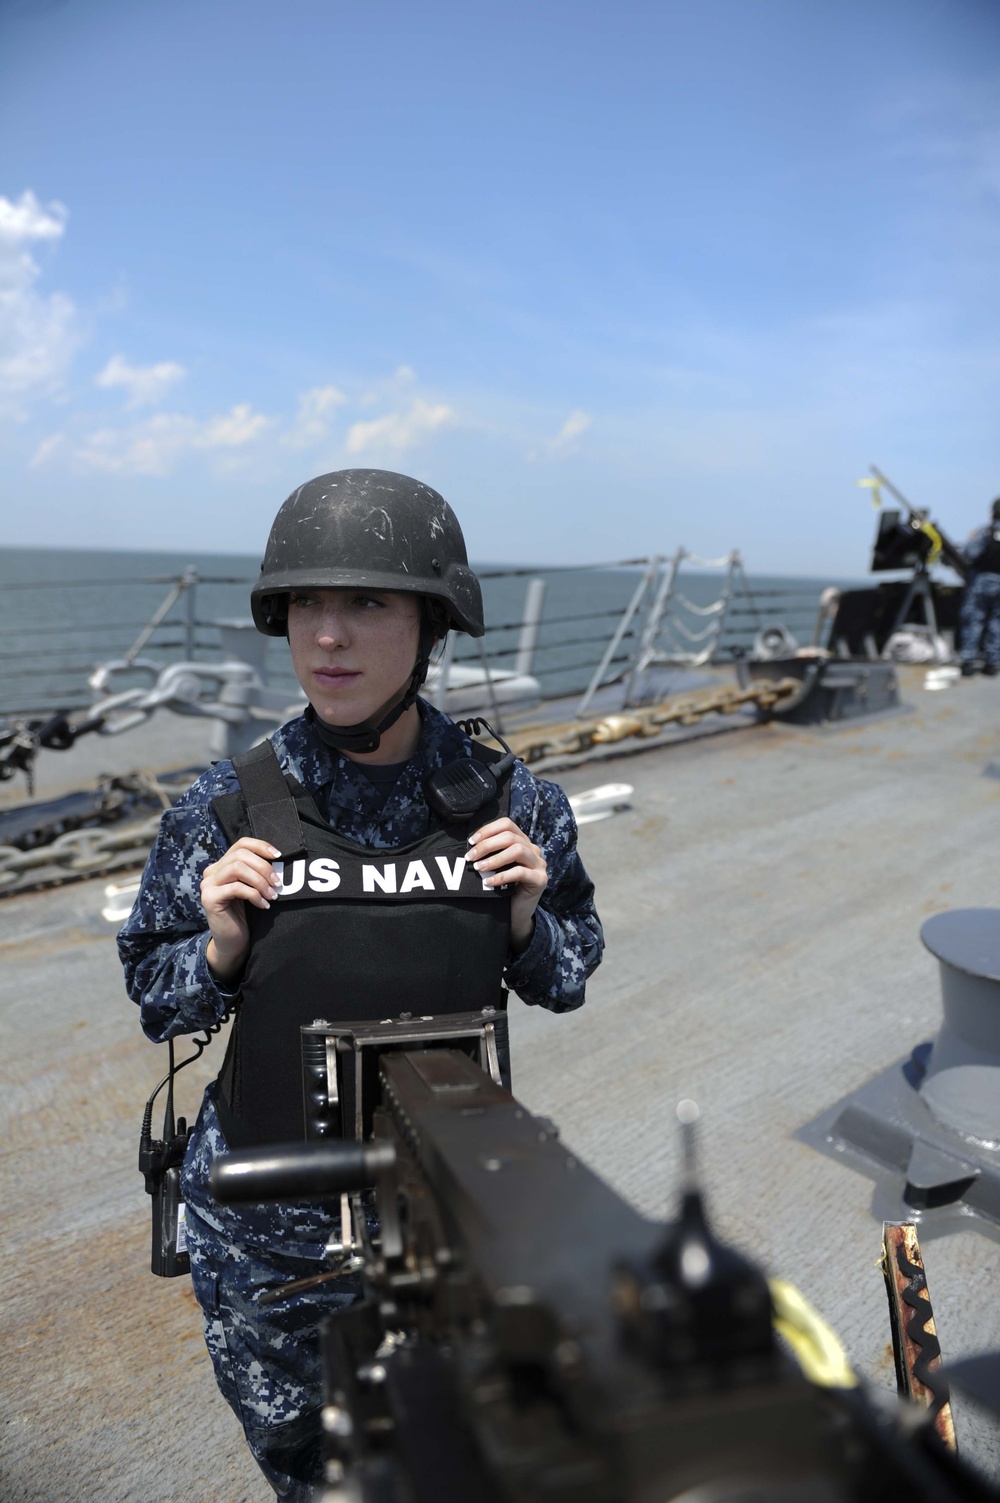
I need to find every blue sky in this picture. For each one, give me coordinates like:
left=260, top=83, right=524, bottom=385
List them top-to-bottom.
left=1, top=0, right=998, bottom=573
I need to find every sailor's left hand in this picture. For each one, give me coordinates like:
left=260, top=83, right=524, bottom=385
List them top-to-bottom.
left=468, top=816, right=547, bottom=953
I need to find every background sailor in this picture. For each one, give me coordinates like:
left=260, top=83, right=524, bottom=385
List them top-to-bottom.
left=960, top=497, right=1000, bottom=676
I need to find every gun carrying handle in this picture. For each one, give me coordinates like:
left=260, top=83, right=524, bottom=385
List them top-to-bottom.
left=210, top=1139, right=395, bottom=1203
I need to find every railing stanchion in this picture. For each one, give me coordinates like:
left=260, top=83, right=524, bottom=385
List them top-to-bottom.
left=622, top=550, right=683, bottom=707
left=577, top=556, right=659, bottom=718
left=184, top=566, right=198, bottom=660
left=123, top=576, right=185, bottom=666
left=515, top=578, right=546, bottom=678
left=429, top=632, right=456, bottom=712
left=474, top=637, right=505, bottom=735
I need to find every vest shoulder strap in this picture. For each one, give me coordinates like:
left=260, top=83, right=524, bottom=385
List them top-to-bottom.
left=226, top=740, right=307, bottom=858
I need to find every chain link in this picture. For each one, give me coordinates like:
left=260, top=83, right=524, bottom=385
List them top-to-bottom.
left=0, top=721, right=41, bottom=794
left=0, top=767, right=194, bottom=895
left=0, top=814, right=163, bottom=893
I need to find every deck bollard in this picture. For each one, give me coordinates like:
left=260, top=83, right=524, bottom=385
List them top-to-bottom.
left=815, top=907, right=1000, bottom=1231
left=919, top=909, right=1000, bottom=1147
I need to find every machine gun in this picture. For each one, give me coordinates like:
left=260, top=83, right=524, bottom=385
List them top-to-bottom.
left=857, top=465, right=969, bottom=659
left=868, top=465, right=969, bottom=583
left=211, top=1016, right=998, bottom=1503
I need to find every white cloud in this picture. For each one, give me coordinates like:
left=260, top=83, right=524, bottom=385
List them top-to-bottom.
left=0, top=190, right=79, bottom=411
left=0, top=190, right=66, bottom=251
left=96, top=353, right=186, bottom=409
left=28, top=368, right=454, bottom=479
left=284, top=383, right=347, bottom=447
left=346, top=397, right=454, bottom=455
left=58, top=401, right=271, bottom=476
left=198, top=401, right=271, bottom=448
left=529, top=408, right=593, bottom=461
left=552, top=409, right=592, bottom=447
left=73, top=413, right=199, bottom=475
left=29, top=432, right=66, bottom=468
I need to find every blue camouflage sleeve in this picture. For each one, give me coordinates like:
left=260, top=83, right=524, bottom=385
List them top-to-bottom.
left=966, top=527, right=989, bottom=566
left=503, top=765, right=604, bottom=1012
left=117, top=789, right=239, bottom=1043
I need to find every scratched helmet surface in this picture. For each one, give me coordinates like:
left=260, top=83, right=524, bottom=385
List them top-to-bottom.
left=251, top=469, right=484, bottom=637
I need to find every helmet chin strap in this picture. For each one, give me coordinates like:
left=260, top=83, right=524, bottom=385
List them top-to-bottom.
left=306, top=623, right=436, bottom=756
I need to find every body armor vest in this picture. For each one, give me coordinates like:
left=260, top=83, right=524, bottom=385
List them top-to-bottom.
left=210, top=742, right=511, bottom=1147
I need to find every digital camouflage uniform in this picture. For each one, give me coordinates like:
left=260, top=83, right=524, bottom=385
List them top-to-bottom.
left=960, top=526, right=1000, bottom=669
left=119, top=700, right=603, bottom=1500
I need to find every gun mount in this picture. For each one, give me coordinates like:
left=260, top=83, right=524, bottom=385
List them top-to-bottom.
left=868, top=466, right=968, bottom=584
left=211, top=1028, right=999, bottom=1503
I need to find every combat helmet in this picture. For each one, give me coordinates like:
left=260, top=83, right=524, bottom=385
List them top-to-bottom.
left=251, top=468, right=483, bottom=637
left=251, top=469, right=483, bottom=753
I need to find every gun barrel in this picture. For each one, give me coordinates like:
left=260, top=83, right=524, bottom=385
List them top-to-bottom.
left=871, top=465, right=918, bottom=517
left=210, top=1139, right=395, bottom=1203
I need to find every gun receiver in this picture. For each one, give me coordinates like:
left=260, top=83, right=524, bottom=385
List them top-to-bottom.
left=211, top=1038, right=998, bottom=1502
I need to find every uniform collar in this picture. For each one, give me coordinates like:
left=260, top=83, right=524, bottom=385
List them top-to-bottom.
left=273, top=700, right=472, bottom=820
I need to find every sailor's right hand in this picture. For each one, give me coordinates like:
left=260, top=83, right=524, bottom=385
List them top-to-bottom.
left=201, top=838, right=281, bottom=983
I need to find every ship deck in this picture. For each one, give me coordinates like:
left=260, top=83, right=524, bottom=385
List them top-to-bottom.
left=3, top=666, right=1000, bottom=1499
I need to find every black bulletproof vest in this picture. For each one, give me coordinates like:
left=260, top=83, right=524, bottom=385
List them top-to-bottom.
left=977, top=529, right=1000, bottom=574
left=210, top=742, right=511, bottom=1148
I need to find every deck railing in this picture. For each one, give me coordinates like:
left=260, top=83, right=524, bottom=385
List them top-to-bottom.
left=0, top=559, right=837, bottom=720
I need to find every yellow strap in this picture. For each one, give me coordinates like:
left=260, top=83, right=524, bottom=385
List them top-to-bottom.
left=857, top=477, right=882, bottom=509
left=917, top=519, right=943, bottom=565
left=768, top=1277, right=857, bottom=1388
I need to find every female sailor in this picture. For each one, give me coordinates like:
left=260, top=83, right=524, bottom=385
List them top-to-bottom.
left=118, top=468, right=604, bottom=1500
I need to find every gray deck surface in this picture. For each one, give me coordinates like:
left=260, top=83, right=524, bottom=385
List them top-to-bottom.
left=3, top=666, right=1000, bottom=1499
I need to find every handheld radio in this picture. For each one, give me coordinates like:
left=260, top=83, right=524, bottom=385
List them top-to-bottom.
left=424, top=718, right=518, bottom=821
left=138, top=1022, right=226, bottom=1277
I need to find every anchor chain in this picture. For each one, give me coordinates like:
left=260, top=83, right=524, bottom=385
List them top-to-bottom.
left=507, top=676, right=800, bottom=766
left=0, top=770, right=194, bottom=898
left=0, top=814, right=164, bottom=894
left=881, top=1221, right=957, bottom=1452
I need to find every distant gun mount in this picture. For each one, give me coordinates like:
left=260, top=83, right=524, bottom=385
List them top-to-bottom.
left=862, top=464, right=968, bottom=658
left=868, top=466, right=969, bottom=583
left=733, top=467, right=972, bottom=721
left=209, top=1017, right=999, bottom=1503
